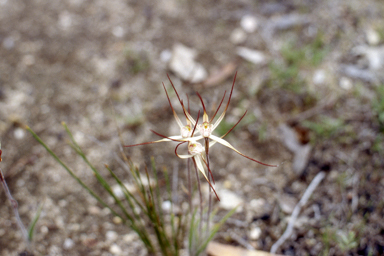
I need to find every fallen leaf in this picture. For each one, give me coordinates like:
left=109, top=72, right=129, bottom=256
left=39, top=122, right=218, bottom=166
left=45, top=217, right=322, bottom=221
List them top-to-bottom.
left=203, top=62, right=237, bottom=87
left=207, top=241, right=281, bottom=256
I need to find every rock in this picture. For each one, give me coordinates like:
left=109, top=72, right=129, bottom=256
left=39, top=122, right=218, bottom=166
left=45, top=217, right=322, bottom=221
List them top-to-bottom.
left=270, top=14, right=310, bottom=31
left=240, top=15, right=258, bottom=33
left=112, top=26, right=125, bottom=38
left=230, top=28, right=247, bottom=44
left=366, top=28, right=380, bottom=46
left=2, top=36, right=15, bottom=49
left=169, top=43, right=207, bottom=83
left=353, top=46, right=384, bottom=70
left=236, top=47, right=267, bottom=65
left=160, top=49, right=172, bottom=63
left=340, top=64, right=377, bottom=83
left=312, top=69, right=326, bottom=85
left=339, top=77, right=352, bottom=90
left=279, top=124, right=311, bottom=175
left=14, top=127, right=25, bottom=140
left=111, top=184, right=125, bottom=199
left=219, top=189, right=244, bottom=212
left=278, top=194, right=297, bottom=214
left=162, top=200, right=172, bottom=212
left=88, top=206, right=101, bottom=215
left=113, top=216, right=123, bottom=224
left=249, top=226, right=262, bottom=240
left=106, top=230, right=118, bottom=242
left=63, top=238, right=74, bottom=249
left=110, top=244, right=122, bottom=255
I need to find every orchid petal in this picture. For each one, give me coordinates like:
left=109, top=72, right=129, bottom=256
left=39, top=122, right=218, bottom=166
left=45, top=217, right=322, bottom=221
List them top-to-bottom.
left=212, top=71, right=237, bottom=131
left=167, top=74, right=197, bottom=126
left=162, top=83, right=184, bottom=129
left=210, top=90, right=227, bottom=123
left=196, top=92, right=209, bottom=123
left=210, top=110, right=248, bottom=148
left=150, top=130, right=203, bottom=142
left=209, top=134, right=278, bottom=167
left=124, top=135, right=183, bottom=147
left=178, top=154, right=194, bottom=159
left=194, top=155, right=209, bottom=183
left=193, top=156, right=220, bottom=200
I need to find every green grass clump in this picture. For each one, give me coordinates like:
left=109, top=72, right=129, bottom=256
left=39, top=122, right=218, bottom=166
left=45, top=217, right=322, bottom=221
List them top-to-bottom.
left=269, top=32, right=327, bottom=93
left=27, top=123, right=233, bottom=256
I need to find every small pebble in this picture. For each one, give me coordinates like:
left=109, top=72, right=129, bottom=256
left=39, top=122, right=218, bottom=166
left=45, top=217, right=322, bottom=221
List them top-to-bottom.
left=240, top=15, right=258, bottom=33
left=112, top=26, right=125, bottom=38
left=230, top=28, right=247, bottom=44
left=366, top=28, right=380, bottom=46
left=2, top=36, right=14, bottom=49
left=236, top=47, right=267, bottom=65
left=160, top=49, right=172, bottom=63
left=22, top=54, right=35, bottom=66
left=313, top=69, right=326, bottom=85
left=339, top=77, right=352, bottom=90
left=14, top=127, right=25, bottom=140
left=112, top=184, right=124, bottom=199
left=218, top=189, right=244, bottom=212
left=278, top=194, right=297, bottom=214
left=58, top=199, right=67, bottom=207
left=162, top=200, right=172, bottom=212
left=88, top=206, right=101, bottom=215
left=113, top=216, right=123, bottom=224
left=40, top=226, right=49, bottom=234
left=249, top=226, right=262, bottom=240
left=106, top=230, right=118, bottom=242
left=123, top=233, right=137, bottom=243
left=63, top=238, right=75, bottom=249
left=110, top=244, right=122, bottom=255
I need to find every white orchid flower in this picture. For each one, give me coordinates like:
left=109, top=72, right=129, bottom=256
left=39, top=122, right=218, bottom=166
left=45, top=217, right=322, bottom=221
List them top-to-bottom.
left=196, top=72, right=278, bottom=168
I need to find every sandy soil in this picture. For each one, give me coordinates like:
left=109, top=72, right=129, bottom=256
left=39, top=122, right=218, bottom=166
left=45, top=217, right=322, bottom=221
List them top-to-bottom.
left=1, top=0, right=384, bottom=255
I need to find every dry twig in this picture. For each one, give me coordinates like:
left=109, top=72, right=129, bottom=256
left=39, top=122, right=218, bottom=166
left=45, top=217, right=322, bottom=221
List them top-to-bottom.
left=270, top=171, right=325, bottom=254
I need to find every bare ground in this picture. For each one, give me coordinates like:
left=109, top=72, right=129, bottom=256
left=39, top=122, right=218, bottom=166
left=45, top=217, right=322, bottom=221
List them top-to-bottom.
left=1, top=0, right=384, bottom=255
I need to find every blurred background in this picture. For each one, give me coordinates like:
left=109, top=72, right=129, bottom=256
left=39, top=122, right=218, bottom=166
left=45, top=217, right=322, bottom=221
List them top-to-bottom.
left=0, top=0, right=384, bottom=255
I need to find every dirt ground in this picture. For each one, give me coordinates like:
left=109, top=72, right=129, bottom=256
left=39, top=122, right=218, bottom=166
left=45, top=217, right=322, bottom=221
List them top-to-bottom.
left=1, top=0, right=384, bottom=255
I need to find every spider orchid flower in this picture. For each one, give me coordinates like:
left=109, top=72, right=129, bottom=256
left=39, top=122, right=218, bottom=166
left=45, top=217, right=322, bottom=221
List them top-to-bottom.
left=196, top=72, right=278, bottom=168
left=175, top=139, right=219, bottom=200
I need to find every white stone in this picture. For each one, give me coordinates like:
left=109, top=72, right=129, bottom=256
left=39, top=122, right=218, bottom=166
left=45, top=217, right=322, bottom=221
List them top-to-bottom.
left=58, top=11, right=72, bottom=30
left=240, top=15, right=258, bottom=33
left=112, top=26, right=125, bottom=38
left=230, top=28, right=247, bottom=44
left=366, top=28, right=380, bottom=46
left=2, top=36, right=14, bottom=49
left=169, top=43, right=207, bottom=83
left=353, top=46, right=384, bottom=70
left=236, top=47, right=267, bottom=65
left=160, top=49, right=172, bottom=63
left=313, top=69, right=326, bottom=85
left=339, top=77, right=352, bottom=90
left=14, top=128, right=25, bottom=140
left=111, top=184, right=125, bottom=199
left=218, top=189, right=244, bottom=211
left=278, top=194, right=297, bottom=214
left=249, top=198, right=266, bottom=211
left=162, top=200, right=172, bottom=212
left=113, top=216, right=123, bottom=224
left=249, top=226, right=262, bottom=240
left=106, top=230, right=118, bottom=242
left=123, top=233, right=137, bottom=243
left=63, top=238, right=74, bottom=249
left=110, top=244, right=122, bottom=255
